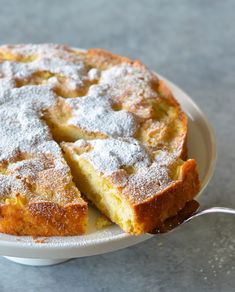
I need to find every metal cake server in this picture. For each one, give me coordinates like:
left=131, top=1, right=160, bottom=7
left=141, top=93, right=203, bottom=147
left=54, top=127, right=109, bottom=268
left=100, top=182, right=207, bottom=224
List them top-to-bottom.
left=149, top=200, right=235, bottom=234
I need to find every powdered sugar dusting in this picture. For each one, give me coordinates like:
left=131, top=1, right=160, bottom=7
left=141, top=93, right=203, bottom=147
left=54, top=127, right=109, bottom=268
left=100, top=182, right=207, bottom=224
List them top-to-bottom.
left=0, top=44, right=87, bottom=203
left=0, top=44, right=87, bottom=91
left=100, top=63, right=159, bottom=108
left=66, top=85, right=137, bottom=137
left=0, top=86, right=57, bottom=163
left=74, top=138, right=151, bottom=176
left=125, top=149, right=181, bottom=202
left=125, top=162, right=173, bottom=203
left=0, top=174, right=31, bottom=200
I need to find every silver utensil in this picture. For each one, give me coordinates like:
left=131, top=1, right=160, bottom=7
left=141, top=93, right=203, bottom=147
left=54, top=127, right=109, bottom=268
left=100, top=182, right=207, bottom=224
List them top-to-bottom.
left=149, top=200, right=235, bottom=234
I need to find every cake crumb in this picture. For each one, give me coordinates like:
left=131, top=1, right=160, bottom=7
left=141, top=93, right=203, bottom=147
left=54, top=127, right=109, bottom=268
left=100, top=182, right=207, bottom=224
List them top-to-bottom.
left=96, top=215, right=112, bottom=229
left=32, top=236, right=48, bottom=244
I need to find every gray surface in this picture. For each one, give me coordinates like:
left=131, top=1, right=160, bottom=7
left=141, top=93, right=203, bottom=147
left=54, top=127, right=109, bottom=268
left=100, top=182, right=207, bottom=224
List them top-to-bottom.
left=0, top=0, right=235, bottom=291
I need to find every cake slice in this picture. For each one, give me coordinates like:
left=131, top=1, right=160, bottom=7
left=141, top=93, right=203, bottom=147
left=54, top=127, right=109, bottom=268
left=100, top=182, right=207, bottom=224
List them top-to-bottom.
left=62, top=138, right=200, bottom=234
left=0, top=156, right=87, bottom=236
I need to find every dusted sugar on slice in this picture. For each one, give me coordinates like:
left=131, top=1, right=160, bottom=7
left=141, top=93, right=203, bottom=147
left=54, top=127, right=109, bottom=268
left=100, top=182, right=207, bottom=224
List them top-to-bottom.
left=62, top=138, right=200, bottom=234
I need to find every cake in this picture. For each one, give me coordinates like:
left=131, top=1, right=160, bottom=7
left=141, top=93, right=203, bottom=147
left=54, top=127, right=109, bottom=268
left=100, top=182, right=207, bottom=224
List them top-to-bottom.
left=0, top=44, right=200, bottom=236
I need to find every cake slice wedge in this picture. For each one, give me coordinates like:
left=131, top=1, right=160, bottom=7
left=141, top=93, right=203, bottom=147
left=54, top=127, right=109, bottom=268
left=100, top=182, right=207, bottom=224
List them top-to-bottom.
left=61, top=138, right=200, bottom=234
left=0, top=146, right=88, bottom=236
left=0, top=152, right=88, bottom=236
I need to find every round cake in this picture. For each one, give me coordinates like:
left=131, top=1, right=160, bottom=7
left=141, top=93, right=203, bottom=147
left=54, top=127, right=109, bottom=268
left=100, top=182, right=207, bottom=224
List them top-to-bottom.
left=0, top=44, right=200, bottom=235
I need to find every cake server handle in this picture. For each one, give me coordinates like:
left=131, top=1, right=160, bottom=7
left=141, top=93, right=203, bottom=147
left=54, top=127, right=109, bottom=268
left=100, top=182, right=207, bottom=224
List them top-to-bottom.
left=149, top=200, right=235, bottom=234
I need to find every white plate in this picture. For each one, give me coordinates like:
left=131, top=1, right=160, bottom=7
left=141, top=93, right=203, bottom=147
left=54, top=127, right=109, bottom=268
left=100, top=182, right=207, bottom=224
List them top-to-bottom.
left=0, top=75, right=217, bottom=266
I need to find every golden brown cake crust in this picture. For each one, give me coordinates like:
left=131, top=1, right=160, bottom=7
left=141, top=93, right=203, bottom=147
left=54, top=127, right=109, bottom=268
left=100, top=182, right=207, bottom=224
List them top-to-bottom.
left=131, top=159, right=200, bottom=234
left=0, top=201, right=87, bottom=236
